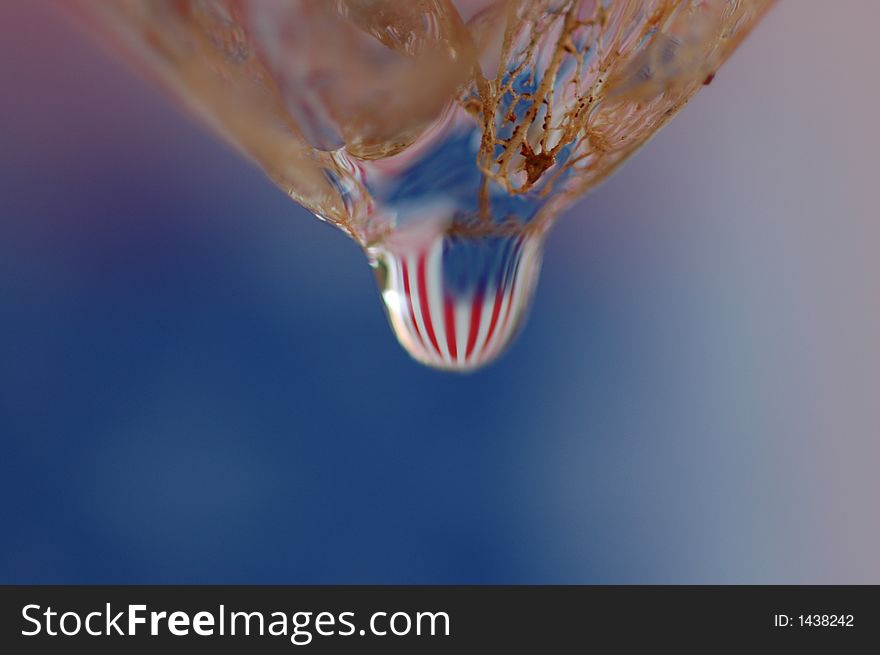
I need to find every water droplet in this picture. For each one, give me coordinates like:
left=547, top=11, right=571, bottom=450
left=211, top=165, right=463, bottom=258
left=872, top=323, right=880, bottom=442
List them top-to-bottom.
left=370, top=219, right=544, bottom=372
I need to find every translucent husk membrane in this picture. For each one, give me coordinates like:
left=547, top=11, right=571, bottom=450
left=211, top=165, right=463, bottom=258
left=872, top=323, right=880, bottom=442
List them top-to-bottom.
left=74, top=0, right=773, bottom=371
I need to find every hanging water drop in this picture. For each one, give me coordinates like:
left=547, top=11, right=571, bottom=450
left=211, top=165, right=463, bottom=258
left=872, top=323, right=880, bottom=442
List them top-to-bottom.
left=71, top=0, right=774, bottom=371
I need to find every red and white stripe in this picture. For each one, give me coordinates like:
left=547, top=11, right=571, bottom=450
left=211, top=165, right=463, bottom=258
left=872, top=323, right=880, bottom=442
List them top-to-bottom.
left=380, top=234, right=543, bottom=371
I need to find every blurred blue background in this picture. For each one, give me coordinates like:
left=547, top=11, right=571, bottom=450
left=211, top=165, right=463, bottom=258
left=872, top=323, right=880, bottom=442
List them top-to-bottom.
left=2, top=1, right=878, bottom=583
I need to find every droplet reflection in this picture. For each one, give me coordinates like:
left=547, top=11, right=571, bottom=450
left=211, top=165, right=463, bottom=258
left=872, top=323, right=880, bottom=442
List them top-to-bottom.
left=371, top=220, right=544, bottom=371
